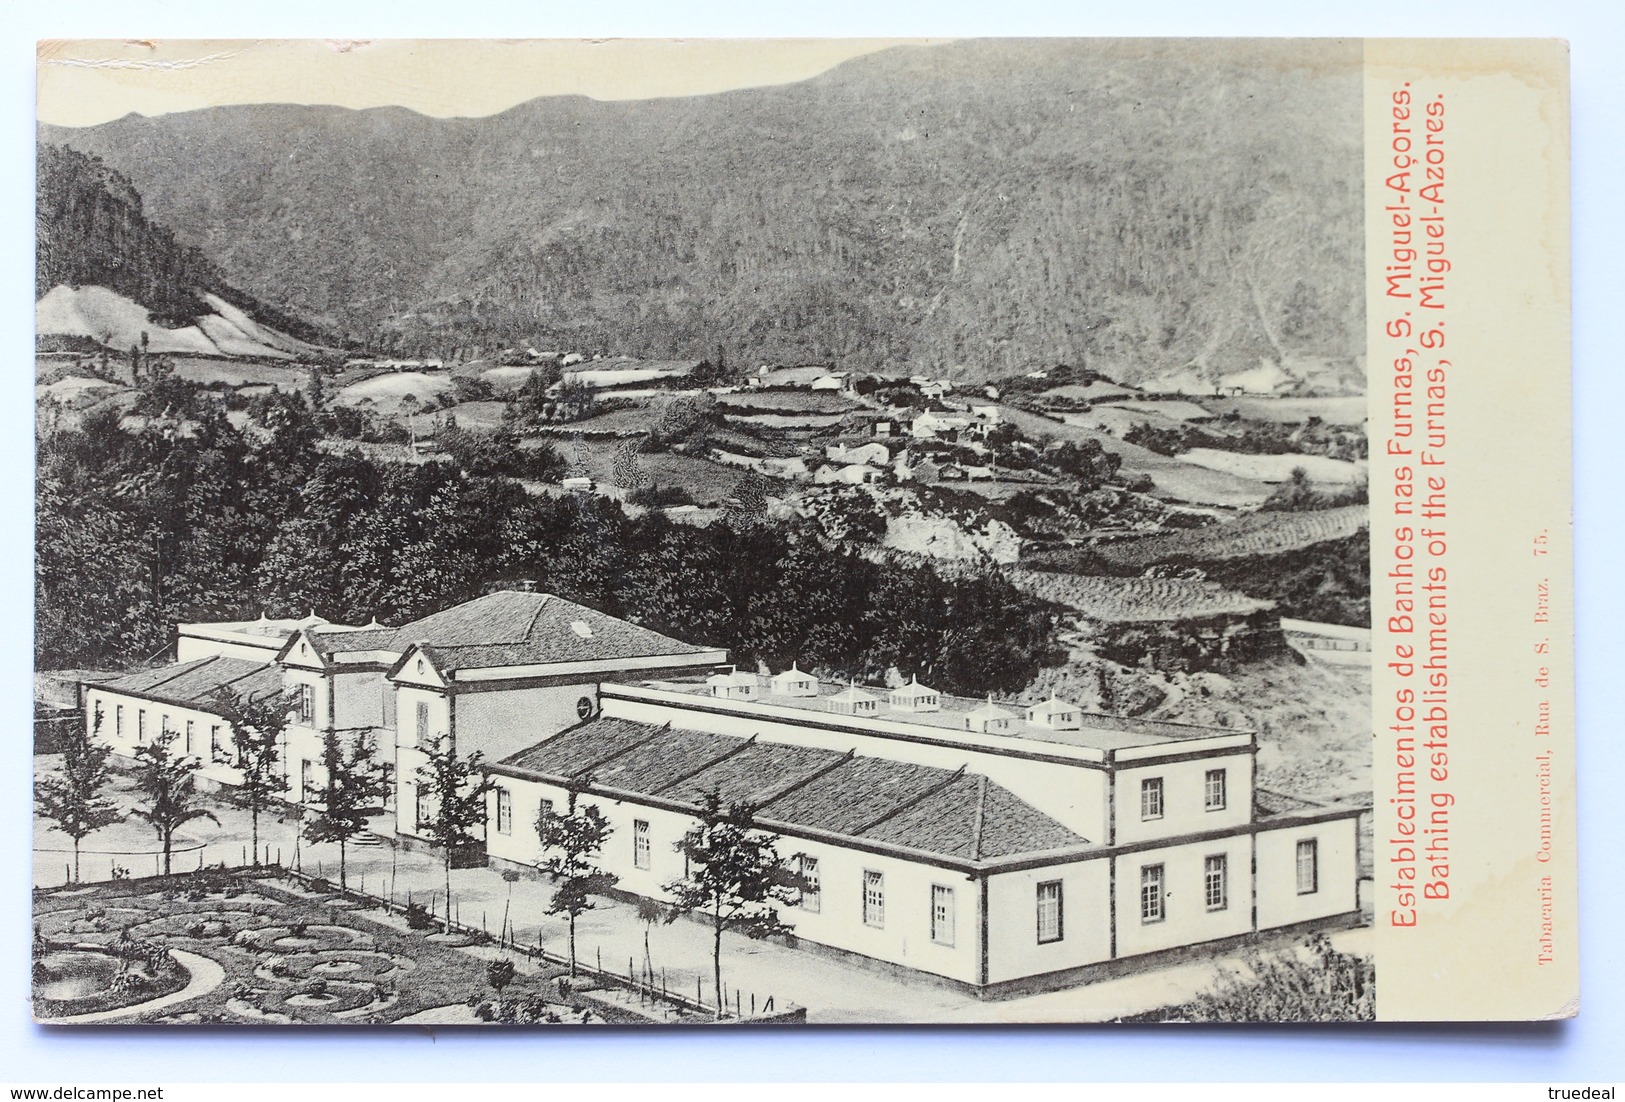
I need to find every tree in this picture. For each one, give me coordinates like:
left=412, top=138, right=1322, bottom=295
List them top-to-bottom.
left=611, top=441, right=648, bottom=490
left=214, top=686, right=292, bottom=866
left=35, top=707, right=123, bottom=882
left=129, top=727, right=219, bottom=876
left=303, top=729, right=390, bottom=892
left=414, top=735, right=496, bottom=933
left=535, top=786, right=618, bottom=976
left=664, top=793, right=804, bottom=1017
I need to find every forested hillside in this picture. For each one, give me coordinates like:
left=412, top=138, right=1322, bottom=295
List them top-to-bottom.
left=40, top=39, right=1362, bottom=382
left=36, top=144, right=331, bottom=344
left=36, top=390, right=1059, bottom=694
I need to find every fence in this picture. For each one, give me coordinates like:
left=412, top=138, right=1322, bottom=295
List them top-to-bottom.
left=278, top=866, right=798, bottom=1023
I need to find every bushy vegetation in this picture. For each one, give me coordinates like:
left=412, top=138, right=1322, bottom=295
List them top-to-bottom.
left=45, top=39, right=1360, bottom=376
left=36, top=392, right=1059, bottom=696
left=1142, top=934, right=1375, bottom=1022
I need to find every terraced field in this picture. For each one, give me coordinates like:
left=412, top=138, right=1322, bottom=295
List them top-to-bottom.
left=1094, top=505, right=1368, bottom=569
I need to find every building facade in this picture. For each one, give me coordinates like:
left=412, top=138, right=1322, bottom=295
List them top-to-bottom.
left=485, top=673, right=1363, bottom=996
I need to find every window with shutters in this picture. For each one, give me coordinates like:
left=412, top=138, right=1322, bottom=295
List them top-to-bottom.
left=1205, top=854, right=1228, bottom=911
left=1141, top=864, right=1165, bottom=923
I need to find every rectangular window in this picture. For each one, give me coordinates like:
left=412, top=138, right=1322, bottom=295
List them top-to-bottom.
left=296, top=684, right=316, bottom=726
left=415, top=701, right=430, bottom=744
left=115, top=705, right=124, bottom=739
left=137, top=709, right=147, bottom=744
left=161, top=714, right=171, bottom=740
left=185, top=720, right=195, bottom=754
left=210, top=724, right=223, bottom=763
left=301, top=759, right=316, bottom=802
left=1205, top=768, right=1227, bottom=811
left=1140, top=777, right=1164, bottom=820
left=415, top=788, right=432, bottom=832
left=496, top=788, right=513, bottom=835
left=538, top=798, right=555, bottom=831
left=634, top=819, right=651, bottom=870
left=683, top=829, right=702, bottom=879
left=1296, top=839, right=1319, bottom=894
left=1205, top=854, right=1229, bottom=911
left=799, top=855, right=821, bottom=913
left=1141, top=864, right=1165, bottom=923
left=863, top=870, right=885, bottom=928
left=1036, top=880, right=1064, bottom=943
left=931, top=884, right=956, bottom=946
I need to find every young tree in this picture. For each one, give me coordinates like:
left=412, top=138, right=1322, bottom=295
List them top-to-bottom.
left=611, top=441, right=648, bottom=491
left=214, top=686, right=292, bottom=866
left=35, top=708, right=123, bottom=882
left=130, top=727, right=219, bottom=876
left=303, top=729, right=390, bottom=893
left=414, top=735, right=496, bottom=933
left=535, top=786, right=617, bottom=976
left=664, top=793, right=804, bottom=1017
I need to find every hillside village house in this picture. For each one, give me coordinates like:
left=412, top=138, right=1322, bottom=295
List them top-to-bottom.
left=83, top=593, right=726, bottom=840
left=84, top=595, right=1361, bottom=997
left=486, top=671, right=1363, bottom=997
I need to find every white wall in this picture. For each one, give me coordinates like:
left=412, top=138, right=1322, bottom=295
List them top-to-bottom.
left=175, top=633, right=287, bottom=664
left=456, top=683, right=601, bottom=764
left=86, top=690, right=242, bottom=788
left=1112, top=753, right=1254, bottom=845
left=486, top=773, right=987, bottom=985
left=1256, top=816, right=1360, bottom=930
left=1112, top=833, right=1256, bottom=960
left=984, top=858, right=1111, bottom=984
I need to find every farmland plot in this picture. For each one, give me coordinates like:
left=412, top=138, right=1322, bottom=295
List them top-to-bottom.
left=1179, top=448, right=1366, bottom=484
left=1096, top=505, right=1369, bottom=569
left=1008, top=568, right=1272, bottom=622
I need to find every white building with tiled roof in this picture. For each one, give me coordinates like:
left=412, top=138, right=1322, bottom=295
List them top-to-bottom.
left=84, top=591, right=728, bottom=836
left=482, top=675, right=1363, bottom=996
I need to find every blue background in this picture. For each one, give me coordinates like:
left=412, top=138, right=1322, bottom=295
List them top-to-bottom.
left=4, top=0, right=1621, bottom=1083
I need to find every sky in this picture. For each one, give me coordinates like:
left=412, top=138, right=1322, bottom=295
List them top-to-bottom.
left=36, top=38, right=929, bottom=128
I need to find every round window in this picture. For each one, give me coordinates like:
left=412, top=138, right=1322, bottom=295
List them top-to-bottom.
left=416, top=658, right=425, bottom=675
left=576, top=696, right=595, bottom=721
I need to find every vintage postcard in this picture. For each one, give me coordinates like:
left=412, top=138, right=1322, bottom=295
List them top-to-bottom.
left=30, top=37, right=1574, bottom=1025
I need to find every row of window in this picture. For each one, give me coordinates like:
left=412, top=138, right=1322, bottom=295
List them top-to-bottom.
left=110, top=705, right=228, bottom=760
left=1138, top=769, right=1228, bottom=821
left=492, top=789, right=1322, bottom=940
left=1135, top=842, right=1319, bottom=924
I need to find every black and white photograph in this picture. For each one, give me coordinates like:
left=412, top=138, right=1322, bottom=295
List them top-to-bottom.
left=31, top=35, right=1390, bottom=1027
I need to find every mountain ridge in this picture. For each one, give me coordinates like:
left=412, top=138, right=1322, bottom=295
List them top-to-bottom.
left=39, top=39, right=1364, bottom=385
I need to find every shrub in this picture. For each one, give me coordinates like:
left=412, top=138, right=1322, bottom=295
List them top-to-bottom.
left=404, top=902, right=433, bottom=930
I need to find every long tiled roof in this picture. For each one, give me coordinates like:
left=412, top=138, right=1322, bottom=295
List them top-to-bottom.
left=308, top=591, right=717, bottom=672
left=94, top=656, right=282, bottom=711
left=494, top=717, right=1090, bottom=865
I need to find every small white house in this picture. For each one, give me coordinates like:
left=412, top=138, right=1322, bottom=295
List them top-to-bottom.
left=971, top=405, right=1001, bottom=422
left=825, top=442, right=889, bottom=466
left=814, top=464, right=881, bottom=486
left=562, top=476, right=593, bottom=493
left=770, top=664, right=819, bottom=698
left=706, top=668, right=759, bottom=700
left=888, top=677, right=941, bottom=713
left=827, top=681, right=880, bottom=717
left=964, top=697, right=1017, bottom=734
left=1026, top=698, right=1083, bottom=731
